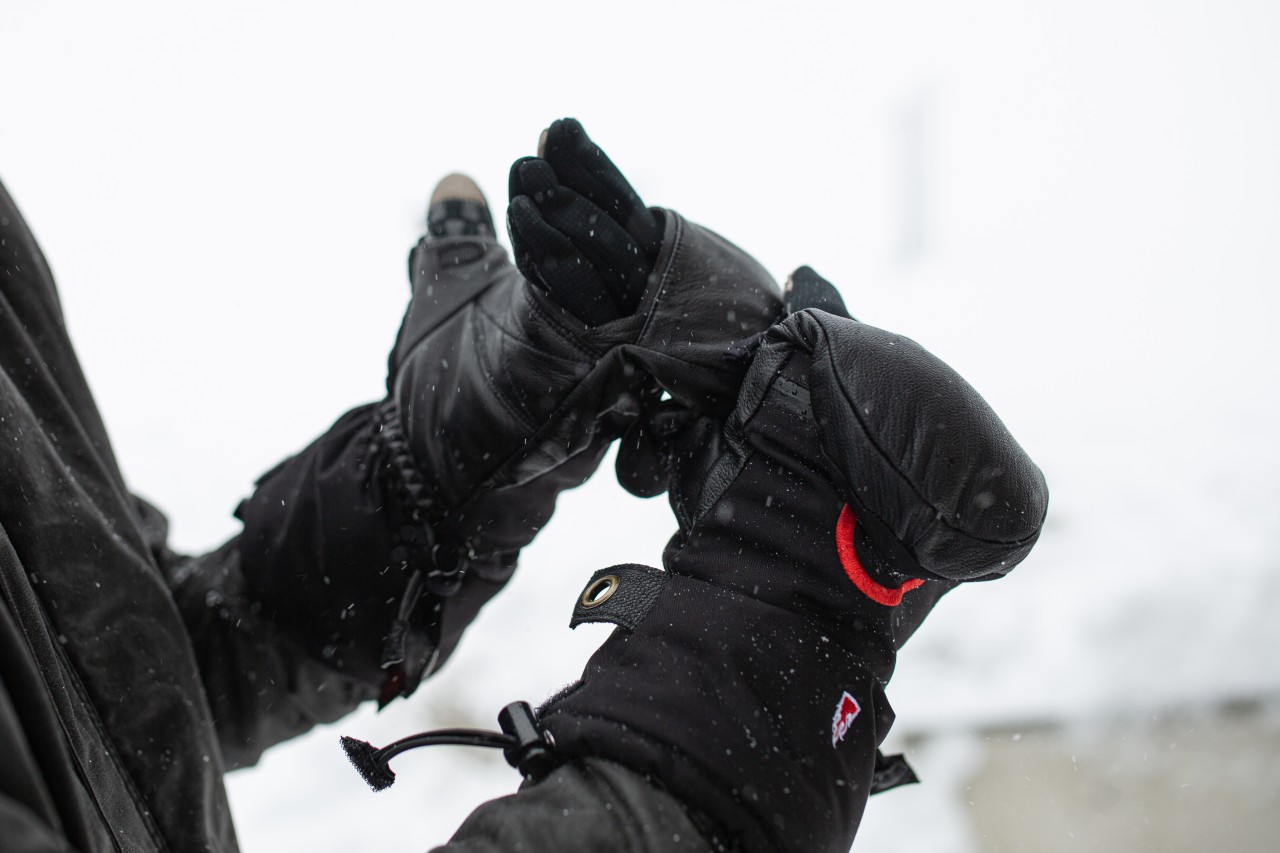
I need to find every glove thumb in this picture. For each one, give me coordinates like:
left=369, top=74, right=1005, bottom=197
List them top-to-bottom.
left=785, top=265, right=853, bottom=319
left=614, top=401, right=700, bottom=499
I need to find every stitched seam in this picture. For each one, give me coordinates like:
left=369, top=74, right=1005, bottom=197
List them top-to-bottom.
left=636, top=212, right=684, bottom=345
left=395, top=239, right=506, bottom=368
left=474, top=293, right=597, bottom=369
left=470, top=308, right=542, bottom=435
left=820, top=324, right=1039, bottom=548
left=447, top=360, right=619, bottom=521
left=0, top=533, right=167, bottom=853
left=56, top=645, right=171, bottom=852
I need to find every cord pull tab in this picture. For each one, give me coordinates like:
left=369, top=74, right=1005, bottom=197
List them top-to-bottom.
left=498, top=701, right=557, bottom=780
left=870, top=749, right=919, bottom=794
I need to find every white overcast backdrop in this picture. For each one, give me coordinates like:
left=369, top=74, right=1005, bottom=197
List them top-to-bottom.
left=3, top=2, right=1279, bottom=851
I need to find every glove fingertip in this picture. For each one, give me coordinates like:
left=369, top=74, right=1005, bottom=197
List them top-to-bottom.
left=540, top=117, right=580, bottom=161
left=552, top=117, right=586, bottom=145
left=508, top=156, right=540, bottom=201
left=513, top=158, right=562, bottom=200
left=506, top=194, right=540, bottom=241
left=630, top=208, right=664, bottom=261
left=785, top=265, right=854, bottom=320
left=615, top=422, right=669, bottom=499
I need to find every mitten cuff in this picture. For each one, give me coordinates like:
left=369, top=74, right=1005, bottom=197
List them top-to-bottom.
left=540, top=567, right=898, bottom=853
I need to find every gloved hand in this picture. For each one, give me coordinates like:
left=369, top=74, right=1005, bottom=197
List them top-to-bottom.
left=388, top=115, right=781, bottom=544
left=507, top=117, right=662, bottom=324
left=242, top=119, right=782, bottom=698
left=538, top=270, right=1049, bottom=853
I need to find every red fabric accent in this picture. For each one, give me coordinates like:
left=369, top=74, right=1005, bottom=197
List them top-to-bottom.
left=835, top=505, right=924, bottom=607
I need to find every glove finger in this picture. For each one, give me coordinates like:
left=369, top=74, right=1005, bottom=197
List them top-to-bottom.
left=541, top=118, right=663, bottom=259
left=508, top=155, right=539, bottom=202
left=509, top=156, right=563, bottom=206
left=514, top=157, right=649, bottom=315
left=536, top=191, right=648, bottom=314
left=507, top=195, right=621, bottom=325
left=785, top=265, right=855, bottom=320
left=615, top=399, right=703, bottom=499
left=663, top=411, right=725, bottom=527
left=615, top=417, right=669, bottom=498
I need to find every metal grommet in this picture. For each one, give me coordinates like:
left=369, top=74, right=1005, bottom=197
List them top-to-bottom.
left=431, top=542, right=463, bottom=576
left=580, top=575, right=620, bottom=609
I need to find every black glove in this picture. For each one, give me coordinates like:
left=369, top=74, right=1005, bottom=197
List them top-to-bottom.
left=387, top=117, right=783, bottom=564
left=508, top=117, right=662, bottom=324
left=241, top=120, right=784, bottom=698
left=539, top=274, right=1049, bottom=853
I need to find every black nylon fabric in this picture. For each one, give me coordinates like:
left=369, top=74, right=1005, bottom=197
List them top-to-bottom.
left=1, top=177, right=237, bottom=851
left=237, top=405, right=403, bottom=687
left=545, top=574, right=901, bottom=853
left=0, top=577, right=106, bottom=852
left=433, top=757, right=710, bottom=853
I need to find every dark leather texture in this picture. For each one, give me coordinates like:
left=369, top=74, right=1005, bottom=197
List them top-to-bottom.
left=389, top=209, right=783, bottom=564
left=773, top=311, right=1049, bottom=581
left=568, top=564, right=668, bottom=632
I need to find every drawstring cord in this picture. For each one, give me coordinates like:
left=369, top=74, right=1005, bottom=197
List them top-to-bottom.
left=372, top=398, right=469, bottom=690
left=341, top=701, right=557, bottom=791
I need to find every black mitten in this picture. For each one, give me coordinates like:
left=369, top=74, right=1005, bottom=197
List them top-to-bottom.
left=540, top=297, right=1048, bottom=853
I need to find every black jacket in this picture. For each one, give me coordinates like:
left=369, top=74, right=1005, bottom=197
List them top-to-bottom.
left=0, top=179, right=704, bottom=852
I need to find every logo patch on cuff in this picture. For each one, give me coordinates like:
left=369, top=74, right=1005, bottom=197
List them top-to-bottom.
left=831, top=690, right=862, bottom=747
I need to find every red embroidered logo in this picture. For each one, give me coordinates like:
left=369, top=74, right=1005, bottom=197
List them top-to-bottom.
left=831, top=690, right=861, bottom=746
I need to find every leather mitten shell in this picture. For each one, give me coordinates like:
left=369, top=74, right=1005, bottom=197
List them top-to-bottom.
left=539, top=310, right=1048, bottom=853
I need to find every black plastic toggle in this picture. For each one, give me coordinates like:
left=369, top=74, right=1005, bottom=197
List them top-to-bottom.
left=340, top=700, right=558, bottom=792
left=498, top=701, right=557, bottom=780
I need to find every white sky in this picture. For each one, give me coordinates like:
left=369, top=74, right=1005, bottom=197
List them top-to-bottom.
left=3, top=1, right=1279, bottom=850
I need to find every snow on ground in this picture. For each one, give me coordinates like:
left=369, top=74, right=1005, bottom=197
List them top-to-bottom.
left=3, top=1, right=1279, bottom=850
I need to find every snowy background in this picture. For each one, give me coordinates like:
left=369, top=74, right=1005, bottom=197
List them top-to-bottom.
left=3, top=1, right=1279, bottom=850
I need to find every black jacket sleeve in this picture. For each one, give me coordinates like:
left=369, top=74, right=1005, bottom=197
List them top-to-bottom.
left=147, top=398, right=519, bottom=767
left=137, top=495, right=378, bottom=769
left=0, top=590, right=98, bottom=851
left=430, top=759, right=714, bottom=853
